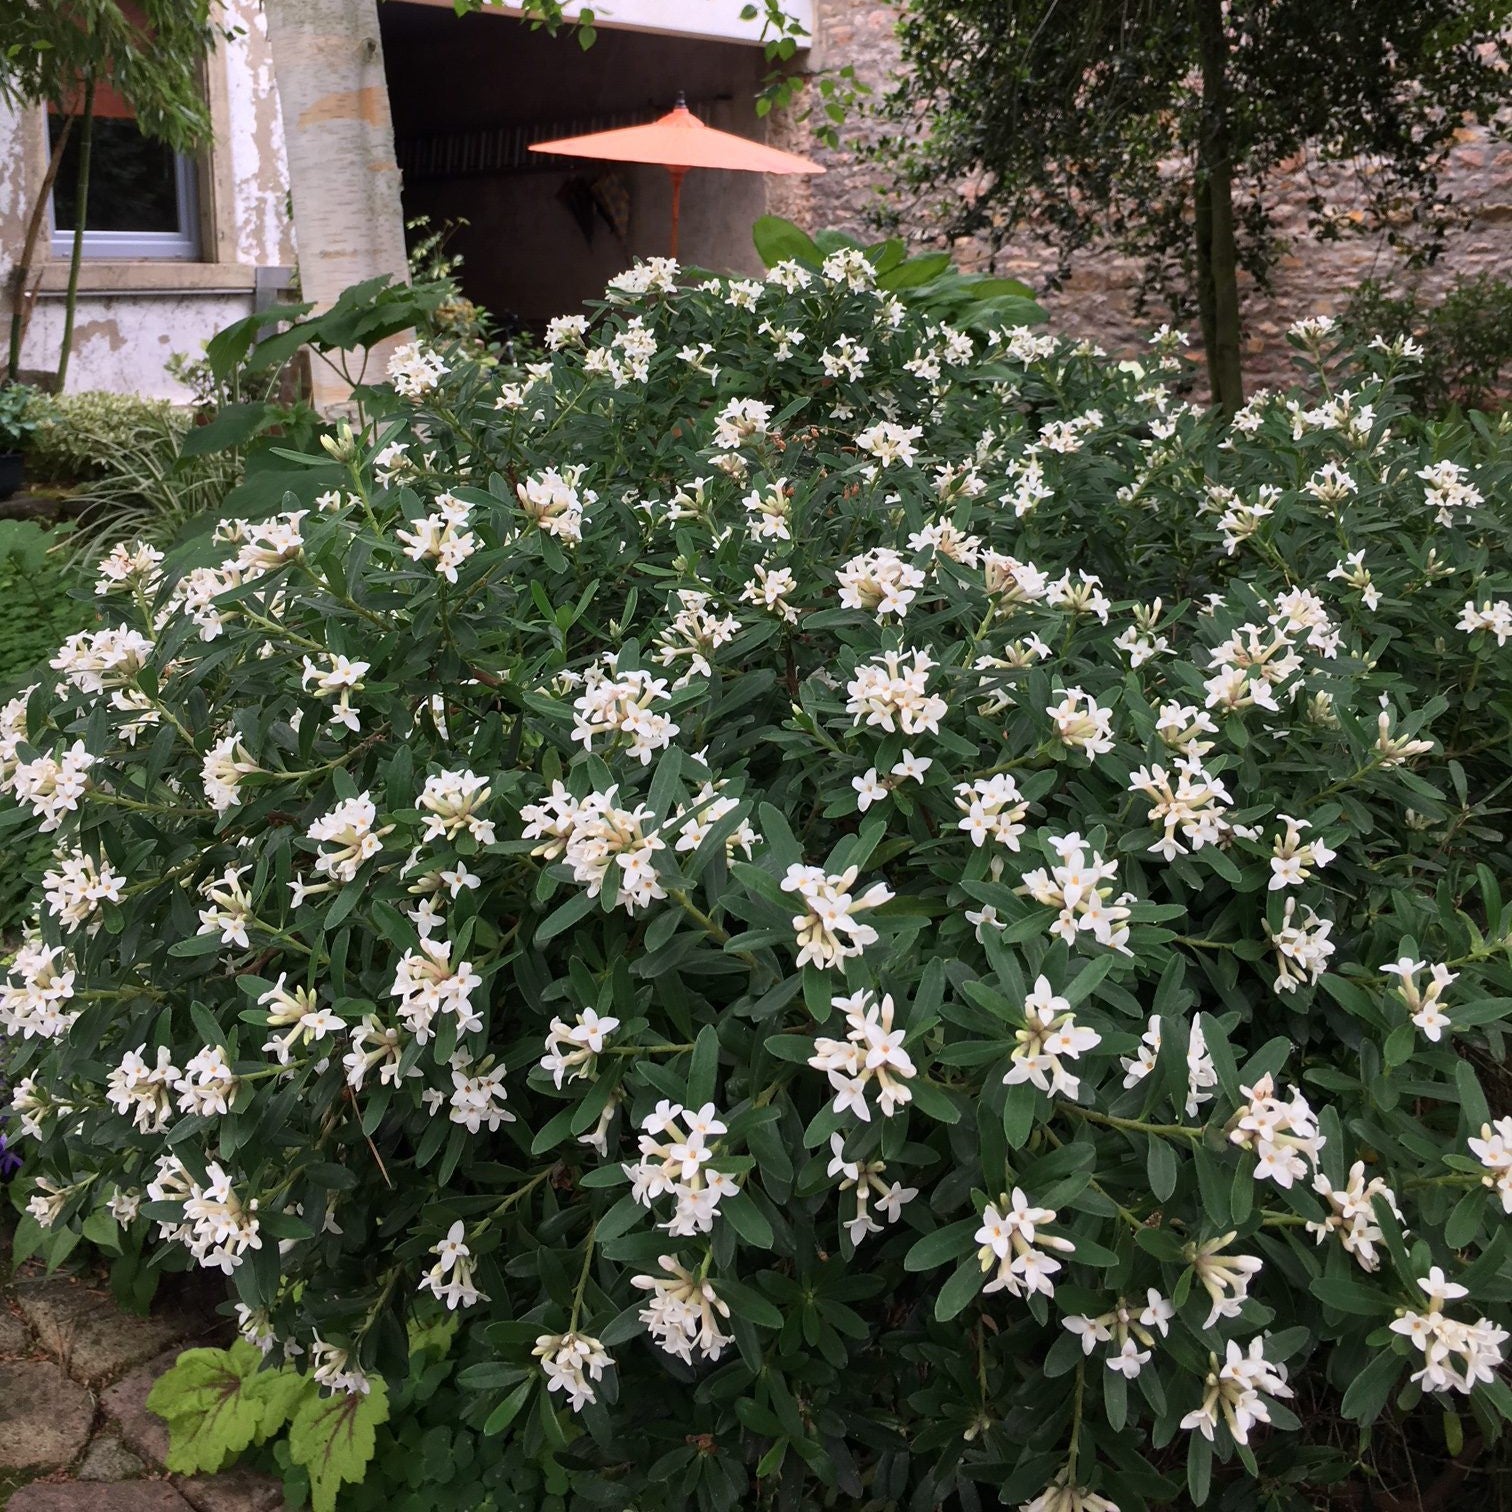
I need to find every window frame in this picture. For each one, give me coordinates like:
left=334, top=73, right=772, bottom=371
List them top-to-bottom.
left=48, top=139, right=202, bottom=262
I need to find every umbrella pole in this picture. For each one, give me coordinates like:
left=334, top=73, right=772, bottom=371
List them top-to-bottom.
left=668, top=166, right=687, bottom=259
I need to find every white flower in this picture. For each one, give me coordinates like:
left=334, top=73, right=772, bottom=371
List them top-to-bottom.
left=387, top=341, right=449, bottom=398
left=712, top=397, right=773, bottom=450
left=855, top=421, right=923, bottom=468
left=517, top=466, right=596, bottom=544
left=395, top=494, right=479, bottom=583
left=837, top=547, right=926, bottom=619
left=1457, top=599, right=1512, bottom=646
left=846, top=647, right=948, bottom=736
left=570, top=656, right=680, bottom=765
left=1046, top=688, right=1115, bottom=757
left=8, top=741, right=95, bottom=831
left=419, top=768, right=496, bottom=846
left=954, top=773, right=1028, bottom=849
left=521, top=782, right=667, bottom=915
left=308, top=793, right=391, bottom=884
left=1267, top=814, right=1336, bottom=891
left=1018, top=834, right=1134, bottom=954
left=42, top=847, right=124, bottom=932
left=781, top=863, right=894, bottom=971
left=1263, top=898, right=1335, bottom=993
left=389, top=937, right=484, bottom=1042
left=1381, top=955, right=1456, bottom=1042
left=1003, top=975, right=1101, bottom=1101
left=809, top=990, right=917, bottom=1120
left=540, top=1008, right=621, bottom=1088
left=1120, top=1015, right=1217, bottom=1118
left=1227, top=1073, right=1325, bottom=1188
left=623, top=1100, right=738, bottom=1237
left=1468, top=1117, right=1512, bottom=1214
left=1307, top=1162, right=1402, bottom=1271
left=974, top=1189, right=1075, bottom=1299
left=1188, top=1231, right=1264, bottom=1329
left=633, top=1255, right=733, bottom=1361
left=1388, top=1268, right=1507, bottom=1394
left=533, top=1331, right=612, bottom=1412
left=1181, top=1337, right=1293, bottom=1445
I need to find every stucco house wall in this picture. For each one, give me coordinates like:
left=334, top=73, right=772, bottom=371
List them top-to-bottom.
left=0, top=0, right=295, bottom=402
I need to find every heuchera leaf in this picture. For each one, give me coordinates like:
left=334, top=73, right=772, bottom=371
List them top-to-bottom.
left=287, top=1375, right=391, bottom=1512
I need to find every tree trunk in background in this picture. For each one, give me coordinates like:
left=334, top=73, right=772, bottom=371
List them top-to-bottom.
left=262, top=0, right=410, bottom=411
left=1194, top=0, right=1244, bottom=415
left=55, top=75, right=96, bottom=393
left=7, top=113, right=74, bottom=383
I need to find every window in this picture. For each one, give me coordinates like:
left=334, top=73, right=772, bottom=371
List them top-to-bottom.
left=47, top=51, right=201, bottom=261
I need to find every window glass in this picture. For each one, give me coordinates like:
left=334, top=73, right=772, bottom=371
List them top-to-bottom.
left=49, top=115, right=182, bottom=235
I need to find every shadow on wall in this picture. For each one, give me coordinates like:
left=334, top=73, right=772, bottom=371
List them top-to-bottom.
left=379, top=5, right=771, bottom=330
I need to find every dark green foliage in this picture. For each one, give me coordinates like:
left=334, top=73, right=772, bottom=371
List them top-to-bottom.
left=1341, top=275, right=1512, bottom=417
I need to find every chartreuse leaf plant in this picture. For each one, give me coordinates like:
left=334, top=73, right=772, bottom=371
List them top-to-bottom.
left=2, top=259, right=1511, bottom=1512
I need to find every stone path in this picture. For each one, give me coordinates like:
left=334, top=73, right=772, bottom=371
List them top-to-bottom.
left=1, top=1221, right=284, bottom=1512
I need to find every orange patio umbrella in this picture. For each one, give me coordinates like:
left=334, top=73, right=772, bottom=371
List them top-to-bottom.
left=529, top=93, right=825, bottom=258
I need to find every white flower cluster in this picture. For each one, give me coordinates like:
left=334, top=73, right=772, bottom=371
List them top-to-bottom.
left=386, top=340, right=449, bottom=398
left=712, top=396, right=773, bottom=451
left=855, top=421, right=923, bottom=468
left=1417, top=459, right=1483, bottom=527
left=517, top=465, right=595, bottom=544
left=395, top=492, right=479, bottom=583
left=94, top=540, right=164, bottom=595
left=837, top=547, right=926, bottom=618
left=653, top=589, right=739, bottom=685
left=1457, top=598, right=1512, bottom=646
left=50, top=626, right=155, bottom=695
left=845, top=647, right=948, bottom=735
left=301, top=653, right=369, bottom=734
left=571, top=658, right=680, bottom=764
left=1046, top=688, right=1115, bottom=757
left=202, top=734, right=258, bottom=813
left=6, top=740, right=94, bottom=832
left=853, top=750, right=931, bottom=813
left=1127, top=760, right=1233, bottom=860
left=418, top=768, right=495, bottom=845
left=954, top=773, right=1028, bottom=848
left=521, top=781, right=666, bottom=914
left=307, top=792, right=390, bottom=884
left=1268, top=814, right=1336, bottom=890
left=1019, top=835, right=1134, bottom=954
left=42, top=847, right=124, bottom=932
left=781, top=862, right=894, bottom=971
left=198, top=864, right=253, bottom=949
left=1263, top=897, right=1336, bottom=992
left=389, top=937, right=484, bottom=1042
left=0, top=939, right=79, bottom=1040
left=1382, top=955, right=1455, bottom=1042
left=260, top=975, right=343, bottom=1065
left=1003, top=976, right=1101, bottom=1101
left=808, top=989, right=917, bottom=1120
left=540, top=1008, right=619, bottom=1088
left=1120, top=1015, right=1218, bottom=1117
left=106, top=1044, right=179, bottom=1132
left=435, top=1049, right=515, bottom=1133
left=1227, top=1073, right=1325, bottom=1188
left=624, top=1099, right=739, bottom=1237
left=1469, top=1118, right=1512, bottom=1213
left=826, top=1134, right=917, bottom=1245
left=146, top=1153, right=263, bottom=1274
left=1306, top=1161, right=1403, bottom=1271
left=975, top=1189, right=1075, bottom=1299
left=417, top=1222, right=488, bottom=1311
left=1188, top=1231, right=1264, bottom=1329
left=633, top=1254, right=732, bottom=1363
left=1390, top=1268, right=1507, bottom=1394
left=1065, top=1289, right=1174, bottom=1379
left=533, top=1330, right=612, bottom=1412
left=1180, top=1337, right=1293, bottom=1445
left=310, top=1338, right=373, bottom=1396
left=1018, top=1471, right=1119, bottom=1512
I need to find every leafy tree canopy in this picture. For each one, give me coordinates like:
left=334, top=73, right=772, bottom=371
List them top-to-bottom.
left=871, top=0, right=1512, bottom=406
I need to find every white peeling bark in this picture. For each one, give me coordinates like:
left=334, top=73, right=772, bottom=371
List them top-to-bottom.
left=263, top=0, right=410, bottom=410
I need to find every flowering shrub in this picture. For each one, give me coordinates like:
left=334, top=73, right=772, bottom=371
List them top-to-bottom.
left=3, top=263, right=1512, bottom=1511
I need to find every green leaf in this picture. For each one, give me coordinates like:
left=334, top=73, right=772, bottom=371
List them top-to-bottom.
left=752, top=215, right=821, bottom=270
left=687, top=1022, right=720, bottom=1106
left=1147, top=1137, right=1178, bottom=1202
left=904, top=1218, right=979, bottom=1273
left=934, top=1256, right=986, bottom=1320
left=1310, top=1275, right=1392, bottom=1316
left=146, top=1341, right=269, bottom=1475
left=1340, top=1348, right=1401, bottom=1424
left=288, top=1375, right=390, bottom=1512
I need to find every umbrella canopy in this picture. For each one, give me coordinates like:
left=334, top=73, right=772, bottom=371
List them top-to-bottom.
left=529, top=96, right=824, bottom=256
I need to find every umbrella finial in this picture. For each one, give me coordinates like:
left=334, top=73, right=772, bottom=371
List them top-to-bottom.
left=674, top=89, right=688, bottom=110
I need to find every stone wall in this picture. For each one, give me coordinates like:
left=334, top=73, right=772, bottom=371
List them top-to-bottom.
left=774, top=0, right=1512, bottom=398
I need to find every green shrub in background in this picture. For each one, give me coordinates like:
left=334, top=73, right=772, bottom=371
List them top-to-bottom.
left=3, top=263, right=1512, bottom=1512
left=1341, top=275, right=1512, bottom=417
left=25, top=389, right=189, bottom=485
left=0, top=519, right=92, bottom=934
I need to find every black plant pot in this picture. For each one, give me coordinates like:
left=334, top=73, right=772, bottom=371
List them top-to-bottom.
left=0, top=451, right=22, bottom=503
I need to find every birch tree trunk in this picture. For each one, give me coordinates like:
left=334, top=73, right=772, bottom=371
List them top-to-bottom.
left=262, top=0, right=410, bottom=411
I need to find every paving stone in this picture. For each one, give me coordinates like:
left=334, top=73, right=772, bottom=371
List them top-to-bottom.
left=16, top=1274, right=195, bottom=1385
left=0, top=1303, right=33, bottom=1357
left=101, top=1347, right=183, bottom=1467
left=0, top=1358, right=96, bottom=1470
left=79, top=1432, right=148, bottom=1482
left=175, top=1467, right=288, bottom=1512
left=8, top=1484, right=196, bottom=1512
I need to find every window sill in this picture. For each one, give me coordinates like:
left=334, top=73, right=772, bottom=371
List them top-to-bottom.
left=35, top=262, right=259, bottom=296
